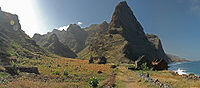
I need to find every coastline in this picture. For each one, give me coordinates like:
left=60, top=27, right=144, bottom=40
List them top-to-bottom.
left=168, top=61, right=200, bottom=76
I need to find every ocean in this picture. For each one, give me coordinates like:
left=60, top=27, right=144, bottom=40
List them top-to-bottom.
left=169, top=60, right=200, bottom=76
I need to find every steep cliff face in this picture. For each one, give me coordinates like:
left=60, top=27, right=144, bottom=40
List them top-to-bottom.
left=0, top=10, right=46, bottom=65
left=32, top=33, right=77, bottom=58
left=146, top=34, right=171, bottom=63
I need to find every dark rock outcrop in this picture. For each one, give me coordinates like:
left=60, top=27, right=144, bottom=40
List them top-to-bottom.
left=152, top=58, right=168, bottom=70
left=4, top=66, right=39, bottom=75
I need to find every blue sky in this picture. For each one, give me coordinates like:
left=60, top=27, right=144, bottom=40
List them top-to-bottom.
left=0, top=0, right=200, bottom=60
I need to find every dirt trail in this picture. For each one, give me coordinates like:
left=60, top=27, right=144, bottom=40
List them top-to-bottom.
left=116, top=66, right=147, bottom=88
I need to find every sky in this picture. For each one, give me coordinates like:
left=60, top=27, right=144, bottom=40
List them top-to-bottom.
left=0, top=0, right=200, bottom=60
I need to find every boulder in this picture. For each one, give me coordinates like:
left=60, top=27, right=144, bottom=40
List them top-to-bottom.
left=98, top=56, right=107, bottom=64
left=152, top=58, right=168, bottom=70
left=4, top=66, right=39, bottom=75
left=17, top=66, right=39, bottom=74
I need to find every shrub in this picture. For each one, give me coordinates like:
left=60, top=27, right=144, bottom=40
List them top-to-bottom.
left=89, top=58, right=94, bottom=64
left=10, top=61, right=19, bottom=75
left=115, top=62, right=120, bottom=67
left=140, top=62, right=153, bottom=71
left=57, top=64, right=61, bottom=67
left=126, top=65, right=135, bottom=68
left=63, top=70, right=68, bottom=76
left=52, top=71, right=60, bottom=75
left=189, top=73, right=195, bottom=76
left=88, top=77, right=99, bottom=88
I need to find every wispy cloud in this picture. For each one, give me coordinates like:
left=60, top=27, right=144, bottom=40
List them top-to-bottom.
left=177, top=0, right=200, bottom=15
left=190, top=0, right=200, bottom=14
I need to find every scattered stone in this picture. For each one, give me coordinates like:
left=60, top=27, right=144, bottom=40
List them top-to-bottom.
left=110, top=65, right=117, bottom=69
left=97, top=70, right=103, bottom=74
left=146, top=72, right=149, bottom=77
left=137, top=73, right=172, bottom=88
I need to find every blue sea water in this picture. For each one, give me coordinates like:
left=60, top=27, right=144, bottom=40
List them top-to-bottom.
left=169, top=60, right=200, bottom=76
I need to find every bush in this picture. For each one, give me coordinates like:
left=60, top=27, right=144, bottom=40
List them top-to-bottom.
left=89, top=58, right=94, bottom=64
left=10, top=61, right=19, bottom=75
left=115, top=62, right=120, bottom=67
left=140, top=63, right=153, bottom=71
left=126, top=65, right=135, bottom=68
left=63, top=70, right=68, bottom=76
left=52, top=71, right=60, bottom=75
left=189, top=73, right=195, bottom=76
left=88, top=77, right=99, bottom=88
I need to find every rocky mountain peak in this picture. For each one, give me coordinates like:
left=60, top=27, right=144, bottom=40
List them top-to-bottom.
left=109, top=1, right=145, bottom=41
left=110, top=1, right=137, bottom=28
left=67, top=24, right=82, bottom=32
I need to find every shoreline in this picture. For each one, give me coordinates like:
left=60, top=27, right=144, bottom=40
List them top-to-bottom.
left=168, top=61, right=200, bottom=76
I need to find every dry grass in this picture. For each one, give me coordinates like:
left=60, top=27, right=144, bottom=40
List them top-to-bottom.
left=0, top=55, right=113, bottom=88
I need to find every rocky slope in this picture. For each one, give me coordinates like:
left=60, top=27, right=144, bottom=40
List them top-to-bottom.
left=78, top=1, right=170, bottom=70
left=0, top=9, right=46, bottom=66
left=84, top=21, right=109, bottom=45
left=32, top=33, right=77, bottom=58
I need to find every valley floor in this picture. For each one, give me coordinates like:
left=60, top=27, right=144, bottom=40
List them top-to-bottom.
left=0, top=56, right=200, bottom=88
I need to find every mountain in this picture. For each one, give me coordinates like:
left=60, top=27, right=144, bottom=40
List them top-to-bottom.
left=78, top=1, right=170, bottom=70
left=0, top=9, right=46, bottom=66
left=84, top=21, right=109, bottom=45
left=42, top=24, right=88, bottom=53
left=32, top=33, right=77, bottom=58
left=167, top=54, right=191, bottom=63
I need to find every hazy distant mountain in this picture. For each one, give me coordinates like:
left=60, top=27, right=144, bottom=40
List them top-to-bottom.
left=0, top=9, right=46, bottom=65
left=38, top=24, right=88, bottom=53
left=32, top=33, right=77, bottom=58
left=167, top=54, right=190, bottom=63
